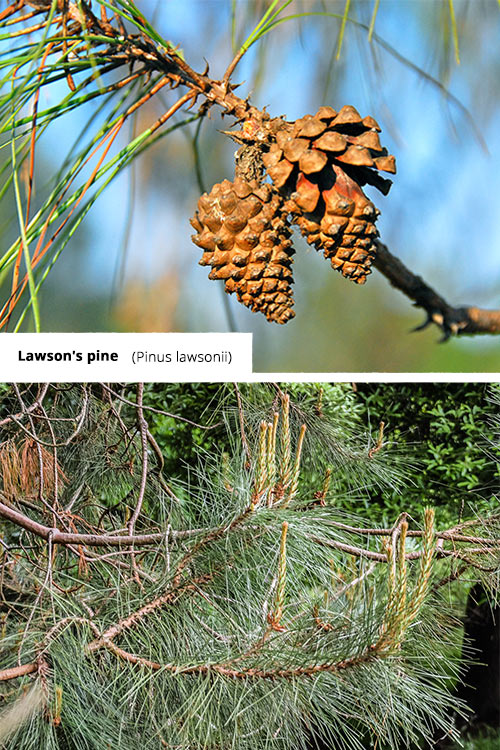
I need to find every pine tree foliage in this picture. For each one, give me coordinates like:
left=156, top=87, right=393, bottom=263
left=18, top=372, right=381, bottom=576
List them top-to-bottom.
left=0, top=383, right=500, bottom=749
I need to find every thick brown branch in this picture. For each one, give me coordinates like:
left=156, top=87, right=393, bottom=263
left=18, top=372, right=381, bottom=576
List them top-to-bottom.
left=374, top=241, right=500, bottom=339
left=3, top=497, right=498, bottom=552
left=0, top=499, right=199, bottom=546
left=310, top=535, right=499, bottom=565
left=87, top=569, right=219, bottom=651
left=94, top=640, right=377, bottom=680
left=0, top=663, right=37, bottom=681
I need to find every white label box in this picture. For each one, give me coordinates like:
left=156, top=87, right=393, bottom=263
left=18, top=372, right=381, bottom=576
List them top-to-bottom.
left=0, top=333, right=252, bottom=381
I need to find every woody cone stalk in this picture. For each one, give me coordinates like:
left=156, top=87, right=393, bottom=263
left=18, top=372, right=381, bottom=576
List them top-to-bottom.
left=191, top=104, right=396, bottom=323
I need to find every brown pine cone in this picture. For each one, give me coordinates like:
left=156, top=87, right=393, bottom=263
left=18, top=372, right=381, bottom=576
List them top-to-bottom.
left=262, top=105, right=396, bottom=283
left=191, top=177, right=295, bottom=324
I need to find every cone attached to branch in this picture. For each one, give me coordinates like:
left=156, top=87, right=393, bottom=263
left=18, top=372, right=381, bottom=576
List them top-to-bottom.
left=191, top=104, right=396, bottom=322
left=262, top=105, right=396, bottom=284
left=191, top=177, right=295, bottom=324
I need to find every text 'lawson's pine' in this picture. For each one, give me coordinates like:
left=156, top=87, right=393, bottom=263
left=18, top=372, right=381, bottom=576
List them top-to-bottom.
left=18, top=350, right=118, bottom=365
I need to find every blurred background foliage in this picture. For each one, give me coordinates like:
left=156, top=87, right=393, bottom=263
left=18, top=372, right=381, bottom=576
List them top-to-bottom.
left=1, top=0, right=499, bottom=370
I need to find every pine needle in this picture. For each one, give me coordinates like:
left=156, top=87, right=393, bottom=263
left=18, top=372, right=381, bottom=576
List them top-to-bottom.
left=336, top=0, right=352, bottom=60
left=368, top=0, right=380, bottom=43
left=448, top=0, right=461, bottom=64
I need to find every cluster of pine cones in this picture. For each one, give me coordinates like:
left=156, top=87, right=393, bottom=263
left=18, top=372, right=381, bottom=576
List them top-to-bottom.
left=191, top=105, right=396, bottom=324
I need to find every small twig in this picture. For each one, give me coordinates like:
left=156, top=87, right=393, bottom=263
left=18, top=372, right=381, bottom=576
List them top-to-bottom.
left=223, top=49, right=244, bottom=83
left=127, top=383, right=148, bottom=582
left=234, top=383, right=251, bottom=468
left=0, top=384, right=49, bottom=427
left=99, top=384, right=220, bottom=430
left=368, top=421, right=385, bottom=458
left=146, top=429, right=181, bottom=502
left=17, top=530, right=54, bottom=666
left=330, top=561, right=377, bottom=604
left=432, top=563, right=468, bottom=592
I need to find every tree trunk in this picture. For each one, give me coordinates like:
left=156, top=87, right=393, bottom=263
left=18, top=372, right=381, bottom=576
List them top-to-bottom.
left=455, top=582, right=500, bottom=728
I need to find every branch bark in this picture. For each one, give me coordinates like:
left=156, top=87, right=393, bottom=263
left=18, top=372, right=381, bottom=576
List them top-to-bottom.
left=374, top=241, right=500, bottom=339
left=2, top=496, right=498, bottom=553
left=0, top=499, right=199, bottom=546
left=310, top=534, right=499, bottom=568
left=0, top=663, right=37, bottom=682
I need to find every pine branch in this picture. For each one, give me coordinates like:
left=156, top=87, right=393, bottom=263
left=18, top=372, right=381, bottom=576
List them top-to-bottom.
left=374, top=241, right=500, bottom=339
left=127, top=383, right=148, bottom=582
left=0, top=384, right=49, bottom=427
left=98, top=384, right=221, bottom=430
left=2, top=496, right=499, bottom=551
left=0, top=497, right=200, bottom=545
left=320, top=517, right=500, bottom=546
left=311, top=534, right=499, bottom=569
left=86, top=569, right=219, bottom=652
left=89, top=641, right=379, bottom=680
left=0, top=645, right=377, bottom=682
left=0, top=663, right=37, bottom=682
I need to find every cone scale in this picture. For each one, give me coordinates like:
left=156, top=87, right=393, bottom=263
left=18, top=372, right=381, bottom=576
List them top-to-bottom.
left=191, top=178, right=295, bottom=324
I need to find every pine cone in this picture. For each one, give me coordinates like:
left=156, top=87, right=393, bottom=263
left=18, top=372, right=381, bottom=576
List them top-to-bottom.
left=262, top=105, right=396, bottom=283
left=191, top=178, right=295, bottom=324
